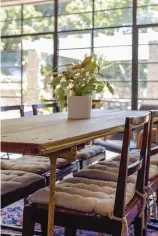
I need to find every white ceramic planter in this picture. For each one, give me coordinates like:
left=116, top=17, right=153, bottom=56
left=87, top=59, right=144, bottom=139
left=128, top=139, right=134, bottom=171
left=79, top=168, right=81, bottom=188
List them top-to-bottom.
left=68, top=96, right=92, bottom=119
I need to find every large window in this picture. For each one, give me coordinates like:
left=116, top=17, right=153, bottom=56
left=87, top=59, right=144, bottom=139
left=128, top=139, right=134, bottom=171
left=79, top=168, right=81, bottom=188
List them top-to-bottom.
left=1, top=0, right=158, bottom=109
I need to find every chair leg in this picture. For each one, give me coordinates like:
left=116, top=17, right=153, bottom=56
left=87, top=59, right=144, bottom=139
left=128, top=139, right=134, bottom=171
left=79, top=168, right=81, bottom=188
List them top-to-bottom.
left=22, top=205, right=35, bottom=236
left=134, top=216, right=144, bottom=236
left=41, top=222, right=47, bottom=236
left=112, top=223, right=122, bottom=236
left=65, top=227, right=77, bottom=236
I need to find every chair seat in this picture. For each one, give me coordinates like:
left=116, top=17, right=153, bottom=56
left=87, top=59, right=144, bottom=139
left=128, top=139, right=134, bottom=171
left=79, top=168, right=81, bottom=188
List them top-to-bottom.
left=94, top=139, right=136, bottom=154
left=77, top=145, right=105, bottom=159
left=1, top=146, right=105, bottom=174
left=1, top=155, right=73, bottom=174
left=74, top=157, right=158, bottom=182
left=1, top=170, right=45, bottom=208
left=28, top=177, right=135, bottom=217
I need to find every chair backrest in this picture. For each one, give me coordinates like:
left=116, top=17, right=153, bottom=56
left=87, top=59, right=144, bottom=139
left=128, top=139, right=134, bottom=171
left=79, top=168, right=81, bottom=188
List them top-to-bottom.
left=32, top=102, right=60, bottom=115
left=139, top=104, right=158, bottom=111
left=1, top=105, right=24, bottom=117
left=145, top=110, right=158, bottom=187
left=113, top=112, right=150, bottom=218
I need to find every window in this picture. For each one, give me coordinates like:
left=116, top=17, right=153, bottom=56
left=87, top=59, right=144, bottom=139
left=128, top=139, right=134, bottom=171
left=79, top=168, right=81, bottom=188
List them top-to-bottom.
left=1, top=0, right=158, bottom=109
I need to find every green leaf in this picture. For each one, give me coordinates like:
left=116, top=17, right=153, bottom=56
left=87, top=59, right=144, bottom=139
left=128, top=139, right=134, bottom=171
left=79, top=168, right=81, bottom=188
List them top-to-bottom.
left=50, top=76, right=62, bottom=86
left=106, top=82, right=114, bottom=94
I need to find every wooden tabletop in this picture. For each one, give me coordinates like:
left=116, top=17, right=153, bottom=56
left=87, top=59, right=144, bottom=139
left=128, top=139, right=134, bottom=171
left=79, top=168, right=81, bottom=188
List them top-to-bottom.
left=1, top=110, right=148, bottom=156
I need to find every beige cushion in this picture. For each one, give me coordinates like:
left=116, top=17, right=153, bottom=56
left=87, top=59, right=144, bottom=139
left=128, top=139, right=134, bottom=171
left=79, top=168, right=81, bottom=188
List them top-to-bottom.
left=77, top=145, right=105, bottom=159
left=114, top=150, right=158, bottom=179
left=115, top=150, right=158, bottom=166
left=1, top=156, right=73, bottom=173
left=1, top=156, right=50, bottom=174
left=74, top=156, right=158, bottom=182
left=74, top=161, right=136, bottom=183
left=1, top=170, right=44, bottom=196
left=28, top=177, right=135, bottom=217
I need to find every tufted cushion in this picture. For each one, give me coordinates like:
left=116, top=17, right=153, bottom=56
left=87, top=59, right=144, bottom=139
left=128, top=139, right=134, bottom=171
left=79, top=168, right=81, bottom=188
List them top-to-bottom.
left=94, top=139, right=136, bottom=154
left=77, top=145, right=105, bottom=159
left=114, top=150, right=158, bottom=179
left=1, top=156, right=73, bottom=174
left=74, top=156, right=158, bottom=182
left=74, top=161, right=136, bottom=183
left=1, top=170, right=44, bottom=196
left=28, top=177, right=135, bottom=217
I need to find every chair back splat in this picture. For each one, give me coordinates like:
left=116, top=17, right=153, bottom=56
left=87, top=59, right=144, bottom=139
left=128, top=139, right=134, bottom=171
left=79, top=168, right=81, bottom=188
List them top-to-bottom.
left=32, top=102, right=60, bottom=115
left=1, top=105, right=25, bottom=117
left=114, top=113, right=150, bottom=218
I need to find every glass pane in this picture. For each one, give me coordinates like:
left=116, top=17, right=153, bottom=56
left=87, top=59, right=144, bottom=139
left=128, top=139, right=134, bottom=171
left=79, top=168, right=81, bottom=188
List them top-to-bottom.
left=58, top=0, right=92, bottom=15
left=95, top=0, right=132, bottom=11
left=137, top=0, right=158, bottom=6
left=23, top=2, right=54, bottom=18
left=1, top=6, right=21, bottom=21
left=137, top=6, right=158, bottom=24
left=94, top=8, right=132, bottom=28
left=58, top=13, right=92, bottom=31
left=23, top=17, right=54, bottom=33
left=1, top=20, right=21, bottom=36
left=138, top=27, right=158, bottom=62
left=94, top=28, right=132, bottom=47
left=58, top=31, right=91, bottom=49
left=22, top=35, right=53, bottom=105
left=1, top=37, right=22, bottom=105
left=1, top=38, right=21, bottom=50
left=94, top=46, right=132, bottom=61
left=58, top=49, right=91, bottom=68
left=1, top=52, right=21, bottom=67
left=100, top=62, right=131, bottom=81
left=138, top=62, right=158, bottom=81
left=1, top=68, right=21, bottom=81
left=100, top=81, right=131, bottom=99
left=1, top=82, right=21, bottom=106
left=138, top=82, right=158, bottom=99
left=0, top=97, right=21, bottom=107
left=100, top=99, right=131, bottom=110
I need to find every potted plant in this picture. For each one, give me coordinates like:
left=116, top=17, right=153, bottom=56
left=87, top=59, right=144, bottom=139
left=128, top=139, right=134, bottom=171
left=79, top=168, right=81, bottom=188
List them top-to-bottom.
left=50, top=55, right=113, bottom=119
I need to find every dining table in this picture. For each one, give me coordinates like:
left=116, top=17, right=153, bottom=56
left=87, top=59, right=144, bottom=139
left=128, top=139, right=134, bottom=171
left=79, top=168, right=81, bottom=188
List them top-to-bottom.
left=1, top=109, right=148, bottom=236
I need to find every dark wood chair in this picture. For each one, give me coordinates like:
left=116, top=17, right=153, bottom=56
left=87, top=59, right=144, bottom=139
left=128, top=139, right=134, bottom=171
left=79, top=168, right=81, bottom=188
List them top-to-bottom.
left=32, top=102, right=60, bottom=115
left=94, top=104, right=158, bottom=154
left=1, top=105, right=25, bottom=117
left=136, top=110, right=158, bottom=231
left=22, top=112, right=150, bottom=236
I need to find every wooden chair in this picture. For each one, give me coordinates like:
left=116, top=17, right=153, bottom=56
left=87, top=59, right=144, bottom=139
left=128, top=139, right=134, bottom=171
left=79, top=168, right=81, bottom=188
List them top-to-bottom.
left=32, top=102, right=60, bottom=115
left=94, top=104, right=158, bottom=154
left=1, top=105, right=25, bottom=117
left=136, top=110, right=158, bottom=230
left=22, top=112, right=150, bottom=236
